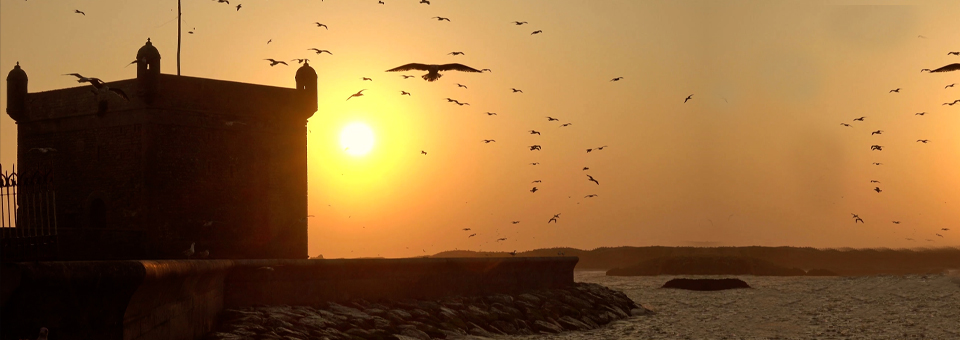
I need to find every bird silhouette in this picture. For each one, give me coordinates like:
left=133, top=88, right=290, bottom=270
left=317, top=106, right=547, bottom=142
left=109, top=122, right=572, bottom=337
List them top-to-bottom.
left=420, top=0, right=431, bottom=4
left=379, top=1, right=385, bottom=4
left=236, top=4, right=241, bottom=11
left=75, top=10, right=85, bottom=15
left=433, top=16, right=451, bottom=21
left=512, top=21, right=528, bottom=25
left=315, top=22, right=328, bottom=29
left=188, top=28, right=195, bottom=34
left=531, top=30, right=543, bottom=35
left=267, top=39, right=272, bottom=44
left=308, top=48, right=332, bottom=55
left=448, top=52, right=465, bottom=56
left=949, top=52, right=960, bottom=55
left=264, top=59, right=288, bottom=66
left=385, top=63, right=482, bottom=82
left=927, top=63, right=960, bottom=72
left=481, top=68, right=492, bottom=72
left=64, top=74, right=129, bottom=101
left=401, top=75, right=415, bottom=79
left=362, top=77, right=373, bottom=81
left=611, top=77, right=623, bottom=81
left=457, top=83, right=468, bottom=89
left=946, top=83, right=956, bottom=88
left=511, top=88, right=523, bottom=93
left=889, top=88, right=901, bottom=93
left=346, top=89, right=367, bottom=101
left=397, top=91, right=410, bottom=96
left=684, top=94, right=693, bottom=103
left=943, top=100, right=959, bottom=106
left=456, top=101, right=470, bottom=106
left=485, top=112, right=497, bottom=116
left=915, top=112, right=926, bottom=116
left=546, top=117, right=559, bottom=121
left=853, top=117, right=865, bottom=121
left=560, top=123, right=572, bottom=127
left=840, top=123, right=852, bottom=127
left=529, top=130, right=541, bottom=135
left=871, top=130, right=883, bottom=135
left=482, top=139, right=496, bottom=143
left=917, top=139, right=929, bottom=143
left=529, top=145, right=541, bottom=151
left=870, top=145, right=883, bottom=151
left=597, top=146, right=608, bottom=150
left=586, top=148, right=594, bottom=153
left=421, top=150, right=427, bottom=155
left=530, top=162, right=539, bottom=165
left=872, top=162, right=883, bottom=165
left=583, top=167, right=589, bottom=171
left=587, top=174, right=599, bottom=185
left=532, top=180, right=541, bottom=183
left=870, top=180, right=880, bottom=183
left=530, top=187, right=538, bottom=193
left=874, top=187, right=882, bottom=193
left=585, top=194, right=598, bottom=198
left=548, top=213, right=560, bottom=223
left=852, top=214, right=864, bottom=224
left=512, top=221, right=520, bottom=224
left=892, top=221, right=900, bottom=224
left=462, top=228, right=471, bottom=231
left=942, top=228, right=951, bottom=231
left=469, top=233, right=476, bottom=238
left=936, top=234, right=943, bottom=238
left=496, top=238, right=507, bottom=242
left=510, top=250, right=517, bottom=256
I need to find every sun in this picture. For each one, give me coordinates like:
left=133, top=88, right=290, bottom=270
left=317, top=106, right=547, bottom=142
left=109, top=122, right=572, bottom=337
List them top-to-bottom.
left=340, top=122, right=375, bottom=156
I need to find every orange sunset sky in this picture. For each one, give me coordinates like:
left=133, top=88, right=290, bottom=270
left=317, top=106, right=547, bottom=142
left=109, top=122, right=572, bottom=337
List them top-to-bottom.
left=1, top=0, right=958, bottom=258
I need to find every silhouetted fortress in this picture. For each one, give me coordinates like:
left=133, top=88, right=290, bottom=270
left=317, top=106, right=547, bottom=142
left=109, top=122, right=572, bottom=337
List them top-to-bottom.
left=5, top=39, right=317, bottom=260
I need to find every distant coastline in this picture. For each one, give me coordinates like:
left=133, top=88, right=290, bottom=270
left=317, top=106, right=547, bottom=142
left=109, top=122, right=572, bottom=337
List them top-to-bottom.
left=432, top=246, right=960, bottom=276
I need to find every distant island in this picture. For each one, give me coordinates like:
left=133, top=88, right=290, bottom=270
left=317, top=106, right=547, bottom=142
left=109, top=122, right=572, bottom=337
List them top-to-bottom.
left=432, top=246, right=960, bottom=276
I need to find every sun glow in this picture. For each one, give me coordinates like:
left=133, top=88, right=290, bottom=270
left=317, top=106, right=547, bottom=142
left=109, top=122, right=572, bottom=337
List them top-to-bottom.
left=340, top=122, right=375, bottom=156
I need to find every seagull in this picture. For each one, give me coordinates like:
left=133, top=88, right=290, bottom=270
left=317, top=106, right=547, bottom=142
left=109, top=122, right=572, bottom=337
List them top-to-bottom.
left=420, top=0, right=430, bottom=4
left=379, top=1, right=385, bottom=4
left=236, top=4, right=241, bottom=11
left=75, top=10, right=85, bottom=15
left=433, top=16, right=451, bottom=21
left=512, top=21, right=528, bottom=25
left=314, top=22, right=328, bottom=29
left=188, top=28, right=195, bottom=34
left=531, top=30, right=543, bottom=35
left=267, top=39, right=272, bottom=44
left=308, top=48, right=333, bottom=55
left=448, top=52, right=465, bottom=56
left=949, top=52, right=960, bottom=56
left=291, top=58, right=310, bottom=64
left=264, top=59, right=288, bottom=66
left=385, top=63, right=482, bottom=82
left=927, top=63, right=960, bottom=72
left=64, top=74, right=129, bottom=101
left=362, top=77, right=373, bottom=81
left=610, top=77, right=623, bottom=81
left=457, top=83, right=468, bottom=89
left=945, top=83, right=955, bottom=88
left=511, top=88, right=523, bottom=93
left=889, top=88, right=901, bottom=93
left=346, top=89, right=366, bottom=101
left=400, top=91, right=411, bottom=96
left=943, top=100, right=960, bottom=105
left=456, top=101, right=470, bottom=106
left=485, top=112, right=497, bottom=116
left=915, top=112, right=926, bottom=116
left=546, top=117, right=559, bottom=121
left=853, top=117, right=865, bottom=121
left=560, top=123, right=572, bottom=127
left=840, top=123, right=852, bottom=127
left=529, top=130, right=540, bottom=135
left=871, top=130, right=883, bottom=135
left=482, top=139, right=496, bottom=143
left=917, top=139, right=929, bottom=143
left=529, top=145, right=541, bottom=151
left=870, top=145, right=883, bottom=151
left=597, top=146, right=608, bottom=150
left=29, top=147, right=57, bottom=153
left=586, top=148, right=593, bottom=153
left=421, top=150, right=427, bottom=155
left=530, top=162, right=539, bottom=165
left=872, top=162, right=883, bottom=165
left=583, top=167, right=589, bottom=170
left=587, top=174, right=599, bottom=185
left=532, top=180, right=541, bottom=183
left=870, top=180, right=880, bottom=183
left=530, top=187, right=538, bottom=193
left=874, top=187, right=882, bottom=193
left=585, top=194, right=598, bottom=198
left=548, top=213, right=560, bottom=223
left=852, top=214, right=864, bottom=224
left=512, top=221, right=520, bottom=224
left=892, top=221, right=900, bottom=224
left=463, top=228, right=471, bottom=231
left=943, top=228, right=951, bottom=231
left=469, top=233, right=476, bottom=238
left=936, top=234, right=943, bottom=238
left=496, top=238, right=507, bottom=242
left=183, top=242, right=195, bottom=258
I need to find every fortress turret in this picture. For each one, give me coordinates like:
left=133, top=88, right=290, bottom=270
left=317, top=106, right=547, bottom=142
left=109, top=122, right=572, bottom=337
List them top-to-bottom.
left=136, top=38, right=161, bottom=102
left=295, top=61, right=318, bottom=118
left=5, top=62, right=28, bottom=121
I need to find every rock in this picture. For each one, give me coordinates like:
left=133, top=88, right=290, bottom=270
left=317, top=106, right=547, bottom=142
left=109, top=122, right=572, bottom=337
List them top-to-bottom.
left=806, top=268, right=838, bottom=276
left=661, top=278, right=752, bottom=291
left=517, top=293, right=541, bottom=306
left=483, top=294, right=514, bottom=306
left=327, top=302, right=373, bottom=320
left=630, top=306, right=655, bottom=316
left=371, top=315, right=392, bottom=329
left=297, top=316, right=335, bottom=330
left=557, top=316, right=592, bottom=331
left=491, top=320, right=518, bottom=334
left=532, top=320, right=564, bottom=333
left=468, top=326, right=496, bottom=337
left=398, top=327, right=431, bottom=340
left=345, top=328, right=372, bottom=338
left=205, top=332, right=248, bottom=340
left=392, top=335, right=421, bottom=340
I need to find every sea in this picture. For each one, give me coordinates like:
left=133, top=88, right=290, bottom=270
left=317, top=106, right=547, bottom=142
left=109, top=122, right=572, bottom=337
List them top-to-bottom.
left=504, top=271, right=960, bottom=340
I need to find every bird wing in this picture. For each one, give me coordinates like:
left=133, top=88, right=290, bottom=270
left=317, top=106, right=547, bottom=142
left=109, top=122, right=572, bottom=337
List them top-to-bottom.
left=386, top=63, right=433, bottom=72
left=437, top=63, right=483, bottom=73
left=930, top=63, right=960, bottom=73
left=109, top=88, right=129, bottom=101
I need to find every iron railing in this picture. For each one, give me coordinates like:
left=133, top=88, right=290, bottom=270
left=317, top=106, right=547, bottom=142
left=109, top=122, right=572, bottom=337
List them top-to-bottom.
left=1, top=164, right=59, bottom=262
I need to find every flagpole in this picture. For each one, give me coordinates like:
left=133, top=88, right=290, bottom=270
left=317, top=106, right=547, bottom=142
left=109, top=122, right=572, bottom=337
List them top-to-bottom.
left=177, top=0, right=182, bottom=75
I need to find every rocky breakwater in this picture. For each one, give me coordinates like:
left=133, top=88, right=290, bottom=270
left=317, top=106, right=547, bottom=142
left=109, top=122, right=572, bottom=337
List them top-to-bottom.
left=206, top=282, right=651, bottom=340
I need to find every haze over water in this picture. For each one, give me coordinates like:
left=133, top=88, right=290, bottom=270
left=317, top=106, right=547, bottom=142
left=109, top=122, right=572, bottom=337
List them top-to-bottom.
left=1, top=0, right=958, bottom=259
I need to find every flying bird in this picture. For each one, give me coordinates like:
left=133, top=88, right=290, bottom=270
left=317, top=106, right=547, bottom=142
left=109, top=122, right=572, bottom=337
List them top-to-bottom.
left=420, top=0, right=431, bottom=4
left=379, top=1, right=385, bottom=4
left=236, top=4, right=241, bottom=11
left=75, top=10, right=85, bottom=15
left=433, top=16, right=451, bottom=21
left=512, top=21, right=528, bottom=25
left=314, top=23, right=328, bottom=29
left=188, top=28, right=195, bottom=34
left=531, top=30, right=543, bottom=35
left=267, top=39, right=272, bottom=44
left=308, top=48, right=332, bottom=55
left=448, top=52, right=465, bottom=56
left=949, top=52, right=960, bottom=55
left=264, top=59, right=288, bottom=66
left=385, top=63, right=483, bottom=82
left=927, top=63, right=960, bottom=73
left=64, top=74, right=129, bottom=101
left=402, top=75, right=415, bottom=79
left=362, top=77, right=373, bottom=81
left=611, top=77, right=623, bottom=81
left=457, top=83, right=468, bottom=89
left=946, top=83, right=956, bottom=88
left=889, top=88, right=901, bottom=93
left=346, top=89, right=366, bottom=101
left=400, top=91, right=411, bottom=96
left=684, top=94, right=693, bottom=103
left=943, top=100, right=959, bottom=105
left=455, top=101, right=470, bottom=106
left=485, top=112, right=497, bottom=116
left=915, top=112, right=926, bottom=116
left=546, top=117, right=559, bottom=121
left=853, top=117, right=865, bottom=121
left=560, top=123, right=572, bottom=127
left=840, top=123, right=852, bottom=127
left=529, top=130, right=540, bottom=135
left=871, top=130, right=883, bottom=135
left=482, top=139, right=496, bottom=143
left=917, top=139, right=929, bottom=143
left=529, top=145, right=541, bottom=151
left=870, top=145, right=883, bottom=151
left=597, top=146, right=608, bottom=150
left=586, top=148, right=593, bottom=153
left=421, top=150, right=427, bottom=155
left=530, top=162, right=539, bottom=165
left=872, top=162, right=883, bottom=165
left=582, top=167, right=589, bottom=171
left=586, top=174, right=599, bottom=185
left=532, top=180, right=541, bottom=183
left=870, top=180, right=880, bottom=183
left=530, top=187, right=538, bottom=193
left=874, top=187, right=882, bottom=193
left=584, top=194, right=598, bottom=198
left=548, top=214, right=560, bottom=223
left=852, top=214, right=864, bottom=224
left=512, top=221, right=520, bottom=224
left=892, top=221, right=900, bottom=224
left=462, top=228, right=471, bottom=231
left=942, top=228, right=950, bottom=231
left=468, top=233, right=476, bottom=238
left=936, top=234, right=943, bottom=238
left=496, top=238, right=507, bottom=242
